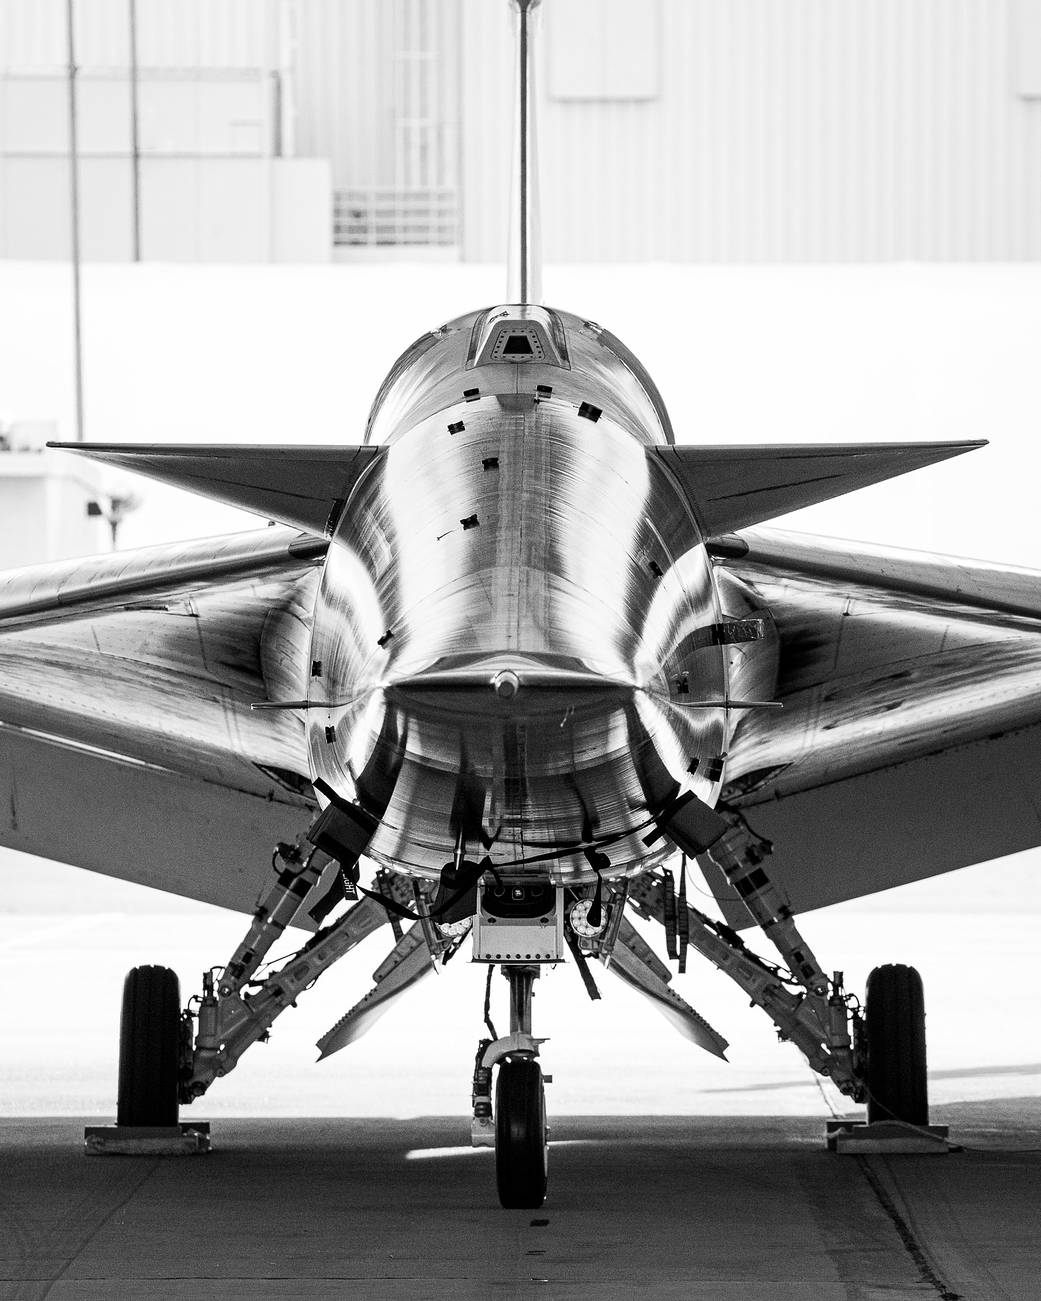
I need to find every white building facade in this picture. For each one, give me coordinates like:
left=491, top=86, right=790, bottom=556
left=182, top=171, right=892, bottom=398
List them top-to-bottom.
left=3, top=0, right=1041, bottom=262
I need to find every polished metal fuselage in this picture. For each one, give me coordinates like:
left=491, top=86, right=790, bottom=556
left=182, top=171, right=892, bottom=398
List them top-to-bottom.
left=306, top=305, right=754, bottom=883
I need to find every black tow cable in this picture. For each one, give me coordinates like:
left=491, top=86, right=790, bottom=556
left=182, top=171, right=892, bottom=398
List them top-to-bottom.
left=583, top=848, right=610, bottom=928
left=358, top=855, right=495, bottom=925
left=564, top=926, right=602, bottom=1002
left=483, top=964, right=498, bottom=1040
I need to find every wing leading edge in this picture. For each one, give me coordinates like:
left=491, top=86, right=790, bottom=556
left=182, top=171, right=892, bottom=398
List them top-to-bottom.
left=50, top=439, right=982, bottom=541
left=652, top=440, right=983, bottom=534
left=48, top=443, right=382, bottom=537
left=0, top=526, right=327, bottom=631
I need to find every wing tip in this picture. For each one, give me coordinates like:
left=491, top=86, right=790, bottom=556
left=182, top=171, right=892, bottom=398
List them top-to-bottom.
left=931, top=437, right=988, bottom=454
left=48, top=441, right=128, bottom=455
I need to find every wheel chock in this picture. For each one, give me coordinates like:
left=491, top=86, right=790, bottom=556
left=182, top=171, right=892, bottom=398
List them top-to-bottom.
left=826, top=1120, right=950, bottom=1154
left=84, top=1123, right=211, bottom=1156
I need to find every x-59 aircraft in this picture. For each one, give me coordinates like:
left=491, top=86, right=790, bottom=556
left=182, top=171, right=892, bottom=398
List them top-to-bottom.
left=3, top=0, right=1035, bottom=1207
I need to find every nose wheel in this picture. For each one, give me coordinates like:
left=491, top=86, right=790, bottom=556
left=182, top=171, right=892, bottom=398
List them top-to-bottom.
left=484, top=964, right=549, bottom=1209
left=496, top=1055, right=548, bottom=1208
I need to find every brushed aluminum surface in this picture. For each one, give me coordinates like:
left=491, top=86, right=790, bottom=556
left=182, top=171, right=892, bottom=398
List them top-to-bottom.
left=308, top=305, right=746, bottom=882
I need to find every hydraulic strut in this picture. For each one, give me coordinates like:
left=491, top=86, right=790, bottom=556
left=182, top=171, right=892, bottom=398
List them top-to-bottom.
left=702, top=813, right=830, bottom=996
left=219, top=841, right=329, bottom=997
left=186, top=869, right=417, bottom=1099
left=628, top=871, right=864, bottom=1100
left=471, top=964, right=548, bottom=1146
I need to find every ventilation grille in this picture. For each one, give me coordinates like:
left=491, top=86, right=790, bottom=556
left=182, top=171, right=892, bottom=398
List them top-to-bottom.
left=334, top=187, right=459, bottom=247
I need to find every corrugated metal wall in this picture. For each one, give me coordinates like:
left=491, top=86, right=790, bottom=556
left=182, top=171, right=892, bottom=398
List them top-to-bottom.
left=0, top=0, right=279, bottom=69
left=0, top=0, right=328, bottom=261
left=4, top=0, right=1041, bottom=261
left=294, top=0, right=462, bottom=245
left=460, top=0, right=1041, bottom=262
left=294, top=1, right=396, bottom=192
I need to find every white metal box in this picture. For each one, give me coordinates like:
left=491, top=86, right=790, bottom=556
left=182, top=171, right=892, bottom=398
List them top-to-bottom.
left=472, top=879, right=564, bottom=963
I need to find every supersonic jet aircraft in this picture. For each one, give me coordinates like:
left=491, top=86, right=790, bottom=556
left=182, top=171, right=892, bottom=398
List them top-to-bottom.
left=1, top=0, right=1034, bottom=1208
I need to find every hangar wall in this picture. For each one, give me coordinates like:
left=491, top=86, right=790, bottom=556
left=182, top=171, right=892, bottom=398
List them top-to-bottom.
left=0, top=0, right=330, bottom=262
left=4, top=0, right=1041, bottom=262
left=288, top=0, right=1041, bottom=262
left=293, top=0, right=462, bottom=251
left=462, top=0, right=1041, bottom=263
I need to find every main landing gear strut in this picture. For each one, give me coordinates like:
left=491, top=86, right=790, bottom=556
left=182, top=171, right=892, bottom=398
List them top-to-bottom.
left=630, top=813, right=931, bottom=1131
left=111, top=814, right=932, bottom=1187
left=112, top=837, right=432, bottom=1131
left=469, top=877, right=564, bottom=1208
left=470, top=966, right=552, bottom=1209
left=489, top=967, right=549, bottom=1209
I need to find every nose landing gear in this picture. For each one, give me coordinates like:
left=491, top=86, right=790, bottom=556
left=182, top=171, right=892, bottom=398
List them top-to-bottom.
left=469, top=876, right=563, bottom=1206
left=474, top=960, right=552, bottom=1209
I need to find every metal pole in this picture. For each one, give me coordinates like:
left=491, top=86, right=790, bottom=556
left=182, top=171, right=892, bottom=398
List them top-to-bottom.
left=66, top=0, right=85, bottom=442
left=128, top=0, right=141, bottom=261
left=277, top=0, right=297, bottom=159
left=507, top=0, right=541, bottom=305
left=518, top=4, right=528, bottom=300
left=507, top=966, right=537, bottom=1035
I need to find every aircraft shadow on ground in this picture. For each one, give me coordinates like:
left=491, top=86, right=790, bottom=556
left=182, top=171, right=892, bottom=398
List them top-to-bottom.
left=700, top=1062, right=1041, bottom=1093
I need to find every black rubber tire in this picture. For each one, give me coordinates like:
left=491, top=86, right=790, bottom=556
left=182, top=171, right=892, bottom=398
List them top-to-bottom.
left=865, top=963, right=928, bottom=1126
left=116, top=965, right=182, bottom=1127
left=495, top=1056, right=548, bottom=1209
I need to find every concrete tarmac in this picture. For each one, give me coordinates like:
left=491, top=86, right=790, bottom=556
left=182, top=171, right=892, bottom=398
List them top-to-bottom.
left=3, top=1102, right=1040, bottom=1300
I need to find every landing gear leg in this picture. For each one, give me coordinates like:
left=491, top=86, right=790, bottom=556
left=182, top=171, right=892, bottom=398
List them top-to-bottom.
left=494, top=965, right=548, bottom=1209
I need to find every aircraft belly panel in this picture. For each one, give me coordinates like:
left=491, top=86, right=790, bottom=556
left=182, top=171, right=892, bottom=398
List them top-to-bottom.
left=708, top=721, right=1041, bottom=923
left=0, top=723, right=311, bottom=914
